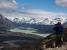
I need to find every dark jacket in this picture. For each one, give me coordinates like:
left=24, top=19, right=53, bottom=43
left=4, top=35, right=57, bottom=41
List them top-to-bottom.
left=53, top=24, right=64, bottom=35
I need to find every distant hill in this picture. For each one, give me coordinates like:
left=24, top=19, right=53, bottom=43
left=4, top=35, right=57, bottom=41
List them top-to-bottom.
left=0, top=14, right=14, bottom=31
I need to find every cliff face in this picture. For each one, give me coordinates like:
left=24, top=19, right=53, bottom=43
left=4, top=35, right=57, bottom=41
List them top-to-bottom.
left=0, top=14, right=14, bottom=31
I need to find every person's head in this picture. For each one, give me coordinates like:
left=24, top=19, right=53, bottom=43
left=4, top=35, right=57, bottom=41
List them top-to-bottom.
left=57, top=22, right=61, bottom=25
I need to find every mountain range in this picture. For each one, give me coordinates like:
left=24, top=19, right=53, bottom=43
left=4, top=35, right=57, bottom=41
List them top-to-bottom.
left=1, top=14, right=67, bottom=33
left=8, top=16, right=66, bottom=25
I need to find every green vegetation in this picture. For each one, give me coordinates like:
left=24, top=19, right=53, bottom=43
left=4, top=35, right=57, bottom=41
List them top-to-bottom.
left=9, top=28, right=50, bottom=37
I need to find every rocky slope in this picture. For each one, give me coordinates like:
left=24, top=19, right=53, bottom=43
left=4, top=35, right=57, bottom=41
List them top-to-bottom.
left=0, top=14, right=14, bottom=31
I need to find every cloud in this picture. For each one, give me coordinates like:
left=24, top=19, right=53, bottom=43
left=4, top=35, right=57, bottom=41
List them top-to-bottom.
left=0, top=0, right=17, bottom=8
left=0, top=0, right=66, bottom=19
left=55, top=0, right=67, bottom=7
left=2, top=9, right=66, bottom=24
left=3, top=9, right=66, bottom=24
left=27, top=9, right=67, bottom=18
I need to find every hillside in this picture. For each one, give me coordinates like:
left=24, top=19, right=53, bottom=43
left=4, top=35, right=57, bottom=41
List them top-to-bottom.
left=0, top=14, right=14, bottom=31
left=40, top=28, right=67, bottom=50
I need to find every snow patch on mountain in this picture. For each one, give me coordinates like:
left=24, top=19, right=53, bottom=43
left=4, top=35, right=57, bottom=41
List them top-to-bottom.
left=5, top=16, right=66, bottom=25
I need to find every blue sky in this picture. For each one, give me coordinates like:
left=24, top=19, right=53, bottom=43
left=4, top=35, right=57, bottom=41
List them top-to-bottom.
left=0, top=0, right=67, bottom=20
left=16, top=0, right=67, bottom=13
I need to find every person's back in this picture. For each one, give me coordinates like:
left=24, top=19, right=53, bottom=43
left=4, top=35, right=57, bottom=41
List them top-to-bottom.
left=53, top=22, right=64, bottom=47
left=53, top=22, right=64, bottom=35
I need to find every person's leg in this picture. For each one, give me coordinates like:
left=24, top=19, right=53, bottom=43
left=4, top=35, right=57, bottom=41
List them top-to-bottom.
left=55, top=35, right=58, bottom=47
left=55, top=35, right=61, bottom=47
left=57, top=35, right=63, bottom=47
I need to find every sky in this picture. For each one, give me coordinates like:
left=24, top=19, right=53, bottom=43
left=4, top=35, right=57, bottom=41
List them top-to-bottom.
left=0, top=0, right=67, bottom=19
left=16, top=0, right=67, bottom=13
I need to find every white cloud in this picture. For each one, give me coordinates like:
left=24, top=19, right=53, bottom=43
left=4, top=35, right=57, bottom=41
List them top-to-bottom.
left=0, top=0, right=17, bottom=8
left=0, top=0, right=66, bottom=19
left=55, top=0, right=67, bottom=7
left=2, top=9, right=67, bottom=24
left=2, top=9, right=66, bottom=25
left=3, top=9, right=66, bottom=25
left=27, top=9, right=67, bottom=18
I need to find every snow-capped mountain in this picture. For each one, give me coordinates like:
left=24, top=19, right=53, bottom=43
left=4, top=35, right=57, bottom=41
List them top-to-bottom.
left=7, top=16, right=66, bottom=25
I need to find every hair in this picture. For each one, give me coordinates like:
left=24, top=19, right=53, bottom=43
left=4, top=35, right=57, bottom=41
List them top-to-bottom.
left=57, top=22, right=61, bottom=25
